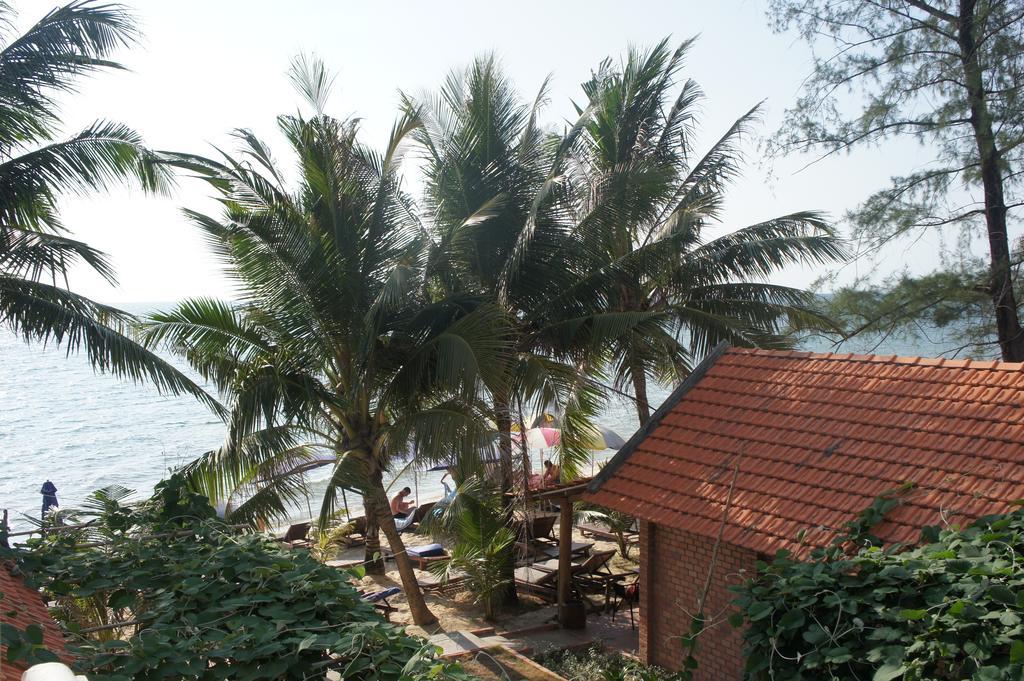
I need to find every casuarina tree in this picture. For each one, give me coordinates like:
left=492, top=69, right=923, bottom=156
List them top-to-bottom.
left=769, top=0, right=1024, bottom=361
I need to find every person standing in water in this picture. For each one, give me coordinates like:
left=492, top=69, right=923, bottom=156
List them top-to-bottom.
left=40, top=480, right=58, bottom=518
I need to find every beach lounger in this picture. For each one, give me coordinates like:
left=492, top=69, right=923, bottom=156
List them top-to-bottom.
left=392, top=501, right=438, bottom=533
left=404, top=501, right=437, bottom=532
left=394, top=511, right=417, bottom=532
left=515, top=514, right=557, bottom=543
left=513, top=515, right=564, bottom=561
left=339, top=516, right=367, bottom=547
left=578, top=520, right=639, bottom=543
left=277, top=522, right=312, bottom=548
left=517, top=539, right=593, bottom=562
left=383, top=542, right=449, bottom=569
left=406, top=542, right=448, bottom=569
left=572, top=549, right=616, bottom=578
left=513, top=558, right=563, bottom=600
left=416, top=567, right=468, bottom=595
left=360, top=586, right=402, bottom=621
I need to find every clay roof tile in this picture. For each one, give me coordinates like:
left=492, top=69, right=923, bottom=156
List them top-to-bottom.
left=586, top=344, right=1024, bottom=558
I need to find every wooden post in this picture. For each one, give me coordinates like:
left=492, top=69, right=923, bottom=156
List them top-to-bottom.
left=557, top=495, right=573, bottom=626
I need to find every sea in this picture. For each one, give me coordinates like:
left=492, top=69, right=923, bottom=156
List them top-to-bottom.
left=0, top=303, right=961, bottom=534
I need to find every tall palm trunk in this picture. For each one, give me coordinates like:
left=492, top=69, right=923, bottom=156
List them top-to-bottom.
left=630, top=352, right=652, bottom=425
left=491, top=392, right=519, bottom=607
left=365, top=483, right=437, bottom=626
left=362, top=491, right=385, bottom=574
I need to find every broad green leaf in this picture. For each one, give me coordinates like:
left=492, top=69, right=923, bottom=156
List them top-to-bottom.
left=874, top=663, right=906, bottom=681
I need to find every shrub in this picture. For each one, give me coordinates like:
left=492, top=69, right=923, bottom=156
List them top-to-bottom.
left=4, top=476, right=467, bottom=681
left=733, top=501, right=1024, bottom=680
left=534, top=645, right=674, bottom=680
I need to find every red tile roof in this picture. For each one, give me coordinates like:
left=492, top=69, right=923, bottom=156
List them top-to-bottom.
left=587, top=344, right=1024, bottom=557
left=1, top=561, right=69, bottom=680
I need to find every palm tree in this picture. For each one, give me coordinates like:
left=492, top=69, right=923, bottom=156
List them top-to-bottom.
left=0, top=1, right=213, bottom=406
left=562, top=39, right=846, bottom=423
left=409, top=56, right=662, bottom=485
left=143, top=57, right=511, bottom=626
left=409, top=57, right=672, bottom=614
left=427, top=475, right=516, bottom=622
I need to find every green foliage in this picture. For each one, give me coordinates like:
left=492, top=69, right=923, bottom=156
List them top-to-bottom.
left=769, top=0, right=1024, bottom=359
left=769, top=0, right=1024, bottom=241
left=0, top=1, right=216, bottom=410
left=564, top=38, right=845, bottom=423
left=146, top=56, right=511, bottom=532
left=815, top=256, right=1020, bottom=358
left=428, top=476, right=515, bottom=620
left=3, top=477, right=467, bottom=680
left=579, top=504, right=637, bottom=560
left=733, top=505, right=1024, bottom=680
left=308, top=520, right=356, bottom=562
left=0, top=615, right=60, bottom=668
left=534, top=645, right=675, bottom=681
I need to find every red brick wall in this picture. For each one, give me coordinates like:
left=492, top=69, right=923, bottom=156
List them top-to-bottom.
left=638, top=523, right=756, bottom=679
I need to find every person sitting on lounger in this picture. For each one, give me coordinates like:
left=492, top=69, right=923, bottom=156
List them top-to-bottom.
left=542, top=460, right=560, bottom=487
left=528, top=470, right=544, bottom=489
left=390, top=487, right=415, bottom=518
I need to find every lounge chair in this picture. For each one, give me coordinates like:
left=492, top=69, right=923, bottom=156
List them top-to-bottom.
left=402, top=502, right=437, bottom=533
left=515, top=514, right=557, bottom=543
left=514, top=515, right=566, bottom=562
left=339, top=516, right=367, bottom=547
left=578, top=520, right=639, bottom=543
left=277, top=522, right=312, bottom=548
left=517, top=538, right=593, bottom=563
left=383, top=542, right=449, bottom=569
left=406, top=543, right=448, bottom=570
left=572, top=549, right=616, bottom=578
left=572, top=550, right=632, bottom=613
left=513, top=558, right=562, bottom=600
left=416, top=567, right=468, bottom=595
left=360, top=586, right=402, bottom=621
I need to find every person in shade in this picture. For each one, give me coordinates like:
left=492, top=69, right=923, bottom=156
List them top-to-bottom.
left=542, top=460, right=560, bottom=487
left=40, top=480, right=58, bottom=517
left=390, top=487, right=415, bottom=518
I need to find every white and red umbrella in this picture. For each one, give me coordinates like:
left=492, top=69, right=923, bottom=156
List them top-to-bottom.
left=515, top=425, right=626, bottom=451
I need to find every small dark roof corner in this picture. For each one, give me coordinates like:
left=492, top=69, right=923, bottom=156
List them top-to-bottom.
left=587, top=341, right=731, bottom=494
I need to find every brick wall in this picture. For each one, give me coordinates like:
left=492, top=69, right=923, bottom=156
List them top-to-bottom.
left=638, top=523, right=756, bottom=679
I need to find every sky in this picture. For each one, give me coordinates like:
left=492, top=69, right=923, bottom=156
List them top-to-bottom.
left=15, top=0, right=969, bottom=304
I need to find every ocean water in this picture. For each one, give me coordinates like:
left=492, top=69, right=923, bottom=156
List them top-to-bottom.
left=0, top=305, right=954, bottom=534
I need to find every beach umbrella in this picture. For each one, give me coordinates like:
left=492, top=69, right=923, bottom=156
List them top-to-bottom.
left=528, top=412, right=560, bottom=428
left=517, top=425, right=627, bottom=451
left=518, top=427, right=561, bottom=448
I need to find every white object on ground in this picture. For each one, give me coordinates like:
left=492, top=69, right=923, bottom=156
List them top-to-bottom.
left=21, top=662, right=87, bottom=681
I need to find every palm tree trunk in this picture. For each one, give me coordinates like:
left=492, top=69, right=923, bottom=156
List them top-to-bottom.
left=630, top=355, right=652, bottom=425
left=492, top=393, right=519, bottom=607
left=366, top=485, right=437, bottom=626
left=363, top=492, right=385, bottom=574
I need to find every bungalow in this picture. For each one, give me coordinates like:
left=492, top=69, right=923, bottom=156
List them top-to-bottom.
left=586, top=344, right=1024, bottom=679
left=1, top=561, right=70, bottom=681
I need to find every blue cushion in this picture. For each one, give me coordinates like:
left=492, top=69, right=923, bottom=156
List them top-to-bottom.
left=408, top=543, right=445, bottom=558
left=363, top=586, right=402, bottom=602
